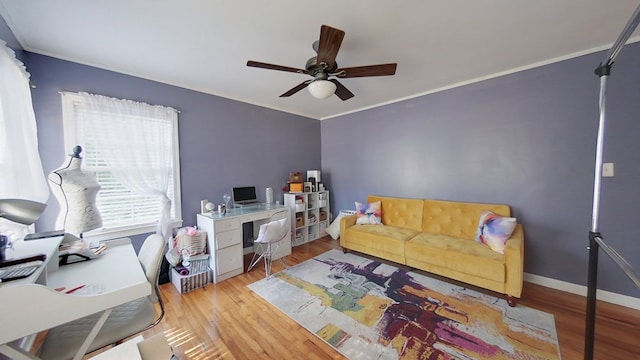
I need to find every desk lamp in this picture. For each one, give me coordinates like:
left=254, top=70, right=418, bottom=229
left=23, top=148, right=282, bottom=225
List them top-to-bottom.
left=0, top=198, right=46, bottom=260
left=0, top=199, right=46, bottom=226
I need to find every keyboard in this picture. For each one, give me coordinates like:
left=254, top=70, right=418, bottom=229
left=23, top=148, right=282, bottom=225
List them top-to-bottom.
left=0, top=254, right=46, bottom=282
left=0, top=260, right=43, bottom=282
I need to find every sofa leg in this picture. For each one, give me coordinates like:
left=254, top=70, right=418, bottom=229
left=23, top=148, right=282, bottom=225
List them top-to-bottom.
left=342, top=247, right=349, bottom=254
left=507, top=295, right=516, bottom=307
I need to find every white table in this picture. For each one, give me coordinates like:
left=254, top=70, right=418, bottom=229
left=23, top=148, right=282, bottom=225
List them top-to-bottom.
left=197, top=204, right=291, bottom=283
left=0, top=237, right=150, bottom=360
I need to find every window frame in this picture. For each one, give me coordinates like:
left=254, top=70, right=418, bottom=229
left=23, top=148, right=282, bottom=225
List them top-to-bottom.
left=60, top=92, right=183, bottom=241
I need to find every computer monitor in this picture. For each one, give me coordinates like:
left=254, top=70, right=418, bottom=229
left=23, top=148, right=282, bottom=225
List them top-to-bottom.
left=232, top=186, right=258, bottom=206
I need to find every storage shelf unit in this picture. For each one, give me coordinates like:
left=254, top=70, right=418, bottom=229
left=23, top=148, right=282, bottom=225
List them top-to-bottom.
left=284, top=191, right=330, bottom=246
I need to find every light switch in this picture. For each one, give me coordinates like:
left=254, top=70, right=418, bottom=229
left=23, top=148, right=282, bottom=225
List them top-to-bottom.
left=603, top=163, right=614, bottom=177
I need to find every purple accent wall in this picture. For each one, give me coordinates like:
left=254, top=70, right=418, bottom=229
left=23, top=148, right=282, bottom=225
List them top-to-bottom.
left=3, top=15, right=639, bottom=297
left=322, top=43, right=640, bottom=297
left=23, top=53, right=320, bottom=248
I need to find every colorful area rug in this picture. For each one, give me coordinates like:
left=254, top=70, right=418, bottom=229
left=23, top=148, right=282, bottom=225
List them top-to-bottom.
left=248, top=249, right=560, bottom=360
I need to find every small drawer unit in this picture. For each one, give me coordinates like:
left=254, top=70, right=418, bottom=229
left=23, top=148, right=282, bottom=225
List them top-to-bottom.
left=197, top=213, right=244, bottom=283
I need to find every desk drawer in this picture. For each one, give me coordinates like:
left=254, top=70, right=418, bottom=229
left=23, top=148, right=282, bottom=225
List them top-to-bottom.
left=214, top=218, right=241, bottom=234
left=215, top=228, right=241, bottom=249
left=216, top=244, right=242, bottom=274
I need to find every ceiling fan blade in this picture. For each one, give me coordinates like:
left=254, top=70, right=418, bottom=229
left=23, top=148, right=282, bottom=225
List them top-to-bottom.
left=316, top=25, right=345, bottom=70
left=247, top=60, right=309, bottom=75
left=335, top=63, right=397, bottom=78
left=330, top=79, right=354, bottom=101
left=280, top=80, right=312, bottom=97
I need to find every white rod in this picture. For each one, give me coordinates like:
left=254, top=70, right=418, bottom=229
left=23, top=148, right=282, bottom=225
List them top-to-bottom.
left=602, top=3, right=640, bottom=67
left=591, top=75, right=608, bottom=233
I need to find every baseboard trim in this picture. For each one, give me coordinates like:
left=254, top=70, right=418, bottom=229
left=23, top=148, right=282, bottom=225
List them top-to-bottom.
left=524, top=273, right=640, bottom=310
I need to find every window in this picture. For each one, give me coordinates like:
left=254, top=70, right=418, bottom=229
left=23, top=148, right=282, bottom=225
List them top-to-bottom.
left=61, top=92, right=182, bottom=240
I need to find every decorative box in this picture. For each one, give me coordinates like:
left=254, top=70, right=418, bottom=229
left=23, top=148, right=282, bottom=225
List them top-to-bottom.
left=289, top=182, right=303, bottom=193
left=187, top=254, right=210, bottom=273
left=170, top=267, right=212, bottom=294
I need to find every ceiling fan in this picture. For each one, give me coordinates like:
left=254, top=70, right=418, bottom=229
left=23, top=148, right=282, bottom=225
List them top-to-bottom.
left=246, top=25, right=397, bottom=101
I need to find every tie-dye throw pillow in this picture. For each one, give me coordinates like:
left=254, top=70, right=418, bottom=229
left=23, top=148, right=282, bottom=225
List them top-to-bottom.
left=355, top=201, right=382, bottom=225
left=475, top=210, right=517, bottom=254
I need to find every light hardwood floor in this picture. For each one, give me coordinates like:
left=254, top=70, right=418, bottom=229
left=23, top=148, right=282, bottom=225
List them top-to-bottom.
left=129, top=237, right=639, bottom=360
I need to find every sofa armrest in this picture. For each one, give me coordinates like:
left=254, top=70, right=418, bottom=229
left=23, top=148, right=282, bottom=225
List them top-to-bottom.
left=339, top=215, right=357, bottom=247
left=504, top=224, right=524, bottom=298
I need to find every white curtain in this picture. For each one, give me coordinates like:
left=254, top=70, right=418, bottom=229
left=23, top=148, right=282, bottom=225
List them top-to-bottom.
left=0, top=40, right=49, bottom=241
left=78, top=92, right=177, bottom=240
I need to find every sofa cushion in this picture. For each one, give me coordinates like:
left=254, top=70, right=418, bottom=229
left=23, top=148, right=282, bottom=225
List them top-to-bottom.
left=368, top=195, right=424, bottom=232
left=422, top=200, right=511, bottom=240
left=355, top=201, right=382, bottom=225
left=475, top=210, right=517, bottom=254
left=343, top=224, right=418, bottom=258
left=405, top=232, right=506, bottom=283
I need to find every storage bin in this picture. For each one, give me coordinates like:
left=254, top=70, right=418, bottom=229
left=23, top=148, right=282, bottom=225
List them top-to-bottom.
left=319, top=211, right=327, bottom=221
left=308, top=213, right=317, bottom=224
left=295, top=214, right=305, bottom=227
left=175, top=230, right=207, bottom=255
left=186, top=254, right=209, bottom=273
left=170, top=267, right=212, bottom=293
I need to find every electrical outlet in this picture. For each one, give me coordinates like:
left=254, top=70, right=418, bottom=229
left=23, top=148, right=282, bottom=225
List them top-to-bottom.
left=603, top=163, right=614, bottom=177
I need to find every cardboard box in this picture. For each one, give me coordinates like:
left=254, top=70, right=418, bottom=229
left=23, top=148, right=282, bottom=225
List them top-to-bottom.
left=289, top=182, right=303, bottom=192
left=319, top=211, right=327, bottom=221
left=295, top=213, right=305, bottom=227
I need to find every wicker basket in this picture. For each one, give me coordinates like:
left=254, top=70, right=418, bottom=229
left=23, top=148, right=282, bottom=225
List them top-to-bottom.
left=175, top=230, right=207, bottom=255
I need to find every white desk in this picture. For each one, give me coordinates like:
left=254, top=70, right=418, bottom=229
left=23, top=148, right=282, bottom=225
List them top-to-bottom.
left=197, top=204, right=291, bottom=283
left=0, top=237, right=150, bottom=360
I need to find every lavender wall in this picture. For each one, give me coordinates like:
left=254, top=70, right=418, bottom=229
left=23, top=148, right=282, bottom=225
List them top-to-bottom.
left=3, top=15, right=639, bottom=297
left=322, top=43, right=640, bottom=297
left=23, top=53, right=320, bottom=247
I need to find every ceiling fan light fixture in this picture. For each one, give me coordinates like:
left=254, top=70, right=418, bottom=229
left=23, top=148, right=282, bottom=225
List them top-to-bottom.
left=308, top=80, right=336, bottom=99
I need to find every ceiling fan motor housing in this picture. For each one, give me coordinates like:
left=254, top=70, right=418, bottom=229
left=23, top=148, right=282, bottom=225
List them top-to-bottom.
left=305, top=56, right=337, bottom=77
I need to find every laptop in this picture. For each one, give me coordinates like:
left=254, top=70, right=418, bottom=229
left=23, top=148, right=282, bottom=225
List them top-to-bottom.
left=232, top=186, right=259, bottom=206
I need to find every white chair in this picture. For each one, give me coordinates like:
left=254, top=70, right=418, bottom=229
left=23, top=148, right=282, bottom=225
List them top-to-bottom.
left=247, top=210, right=290, bottom=278
left=38, top=234, right=166, bottom=360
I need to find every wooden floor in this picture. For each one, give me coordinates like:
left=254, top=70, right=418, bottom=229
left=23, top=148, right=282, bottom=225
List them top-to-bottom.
left=122, top=237, right=639, bottom=360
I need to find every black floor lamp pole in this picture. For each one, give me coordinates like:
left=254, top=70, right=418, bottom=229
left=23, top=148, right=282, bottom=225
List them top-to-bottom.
left=585, top=4, right=640, bottom=360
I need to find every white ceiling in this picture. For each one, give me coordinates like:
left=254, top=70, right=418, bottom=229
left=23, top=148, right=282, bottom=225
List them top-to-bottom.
left=1, top=1, right=639, bottom=120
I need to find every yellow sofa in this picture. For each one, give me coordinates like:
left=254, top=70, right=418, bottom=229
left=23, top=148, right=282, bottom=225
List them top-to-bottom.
left=340, top=195, right=524, bottom=306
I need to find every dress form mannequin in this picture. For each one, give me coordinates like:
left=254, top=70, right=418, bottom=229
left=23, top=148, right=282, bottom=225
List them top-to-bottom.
left=48, top=146, right=102, bottom=237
